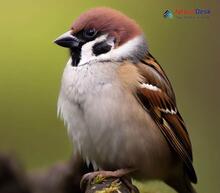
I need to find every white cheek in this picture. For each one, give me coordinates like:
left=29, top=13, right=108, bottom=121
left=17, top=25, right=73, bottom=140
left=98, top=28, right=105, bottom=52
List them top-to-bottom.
left=78, top=34, right=146, bottom=66
left=79, top=42, right=94, bottom=65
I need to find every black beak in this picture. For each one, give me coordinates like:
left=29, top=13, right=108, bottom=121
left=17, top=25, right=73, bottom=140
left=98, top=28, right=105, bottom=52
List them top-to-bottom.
left=54, top=31, right=80, bottom=48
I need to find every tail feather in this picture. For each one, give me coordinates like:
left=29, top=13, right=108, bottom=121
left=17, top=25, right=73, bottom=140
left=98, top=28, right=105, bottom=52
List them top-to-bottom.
left=165, top=176, right=197, bottom=193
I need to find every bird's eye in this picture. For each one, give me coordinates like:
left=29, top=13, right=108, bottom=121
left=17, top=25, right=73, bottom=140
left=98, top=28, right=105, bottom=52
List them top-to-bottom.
left=83, top=28, right=97, bottom=39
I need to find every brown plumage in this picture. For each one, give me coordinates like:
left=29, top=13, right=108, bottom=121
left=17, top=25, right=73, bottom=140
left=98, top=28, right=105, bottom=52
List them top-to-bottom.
left=116, top=53, right=197, bottom=184
left=136, top=54, right=197, bottom=183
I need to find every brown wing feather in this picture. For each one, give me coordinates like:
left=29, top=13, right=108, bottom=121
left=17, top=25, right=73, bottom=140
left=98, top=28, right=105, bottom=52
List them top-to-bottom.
left=135, top=53, right=197, bottom=183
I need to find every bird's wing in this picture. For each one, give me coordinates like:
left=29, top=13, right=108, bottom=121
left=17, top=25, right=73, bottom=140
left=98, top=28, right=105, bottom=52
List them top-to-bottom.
left=134, top=53, right=197, bottom=183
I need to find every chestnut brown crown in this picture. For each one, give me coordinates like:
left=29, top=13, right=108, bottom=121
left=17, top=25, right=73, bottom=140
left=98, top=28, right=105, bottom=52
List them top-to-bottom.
left=71, top=7, right=142, bottom=46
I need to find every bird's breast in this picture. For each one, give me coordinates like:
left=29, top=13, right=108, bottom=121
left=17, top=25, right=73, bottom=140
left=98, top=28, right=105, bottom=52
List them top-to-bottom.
left=58, top=59, right=171, bottom=175
left=58, top=59, right=123, bottom=159
left=60, top=59, right=119, bottom=103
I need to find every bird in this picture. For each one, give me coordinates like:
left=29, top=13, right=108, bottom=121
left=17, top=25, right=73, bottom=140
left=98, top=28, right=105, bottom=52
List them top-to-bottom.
left=54, top=7, right=197, bottom=193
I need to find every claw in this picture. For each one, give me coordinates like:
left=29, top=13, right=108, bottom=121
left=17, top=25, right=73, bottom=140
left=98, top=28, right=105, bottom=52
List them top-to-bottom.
left=80, top=168, right=136, bottom=191
left=80, top=172, right=104, bottom=190
left=80, top=172, right=93, bottom=190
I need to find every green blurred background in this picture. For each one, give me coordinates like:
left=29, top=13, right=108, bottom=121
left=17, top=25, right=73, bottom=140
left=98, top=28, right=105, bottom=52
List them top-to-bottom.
left=0, top=1, right=219, bottom=193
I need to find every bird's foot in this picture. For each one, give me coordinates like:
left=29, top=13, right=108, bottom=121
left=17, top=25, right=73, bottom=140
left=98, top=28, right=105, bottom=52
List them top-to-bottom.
left=80, top=168, right=136, bottom=191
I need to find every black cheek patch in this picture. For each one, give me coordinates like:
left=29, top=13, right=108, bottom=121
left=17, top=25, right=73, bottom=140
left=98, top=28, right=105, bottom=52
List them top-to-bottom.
left=92, top=41, right=112, bottom=56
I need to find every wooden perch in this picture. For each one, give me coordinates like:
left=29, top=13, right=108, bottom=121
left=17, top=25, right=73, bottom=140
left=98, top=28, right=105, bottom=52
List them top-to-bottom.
left=0, top=153, right=139, bottom=193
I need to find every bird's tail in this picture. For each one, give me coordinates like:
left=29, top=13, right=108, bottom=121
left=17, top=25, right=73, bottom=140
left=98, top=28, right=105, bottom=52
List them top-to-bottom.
left=165, top=175, right=197, bottom=193
left=183, top=179, right=197, bottom=193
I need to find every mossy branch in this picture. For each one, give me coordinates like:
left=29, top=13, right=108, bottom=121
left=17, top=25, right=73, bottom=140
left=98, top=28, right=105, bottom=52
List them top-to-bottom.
left=83, top=175, right=139, bottom=193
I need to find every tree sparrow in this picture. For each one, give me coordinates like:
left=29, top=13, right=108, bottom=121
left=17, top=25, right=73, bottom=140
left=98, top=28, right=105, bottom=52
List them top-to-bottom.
left=54, top=7, right=197, bottom=193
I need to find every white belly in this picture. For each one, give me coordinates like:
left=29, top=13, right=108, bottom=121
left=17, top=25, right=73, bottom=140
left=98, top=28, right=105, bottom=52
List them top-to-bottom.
left=58, top=59, right=172, bottom=178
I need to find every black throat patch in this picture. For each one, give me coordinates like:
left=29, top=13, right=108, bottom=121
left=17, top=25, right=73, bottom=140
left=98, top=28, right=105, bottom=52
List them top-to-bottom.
left=70, top=48, right=81, bottom=66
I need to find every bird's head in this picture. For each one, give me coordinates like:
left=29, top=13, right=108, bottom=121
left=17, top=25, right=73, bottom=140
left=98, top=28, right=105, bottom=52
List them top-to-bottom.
left=54, top=7, right=148, bottom=66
